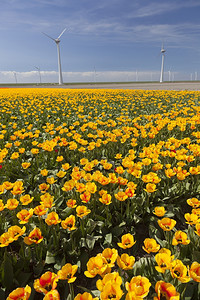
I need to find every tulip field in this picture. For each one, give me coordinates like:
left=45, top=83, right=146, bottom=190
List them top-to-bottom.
left=0, top=87, right=200, bottom=299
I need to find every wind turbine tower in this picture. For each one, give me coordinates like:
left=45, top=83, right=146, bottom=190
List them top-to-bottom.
left=43, top=28, right=66, bottom=85
left=160, top=44, right=166, bottom=83
left=35, top=66, right=41, bottom=84
left=93, top=67, right=97, bottom=83
left=13, top=72, right=17, bottom=84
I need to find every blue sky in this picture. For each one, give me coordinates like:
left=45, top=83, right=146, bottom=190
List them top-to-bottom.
left=0, top=0, right=200, bottom=83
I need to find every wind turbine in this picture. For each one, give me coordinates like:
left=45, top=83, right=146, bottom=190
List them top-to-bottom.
left=42, top=28, right=66, bottom=85
left=159, top=44, right=166, bottom=83
left=35, top=66, right=41, bottom=84
left=93, top=66, right=98, bottom=83
left=168, top=66, right=172, bottom=82
left=136, top=70, right=138, bottom=82
left=168, top=70, right=171, bottom=82
left=13, top=72, right=17, bottom=84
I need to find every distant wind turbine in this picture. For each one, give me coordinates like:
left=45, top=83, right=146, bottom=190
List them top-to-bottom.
left=42, top=28, right=66, bottom=85
left=159, top=44, right=166, bottom=83
left=35, top=66, right=41, bottom=84
left=168, top=66, right=172, bottom=82
left=94, top=67, right=98, bottom=83
left=136, top=70, right=138, bottom=82
left=168, top=70, right=171, bottom=82
left=13, top=72, right=17, bottom=84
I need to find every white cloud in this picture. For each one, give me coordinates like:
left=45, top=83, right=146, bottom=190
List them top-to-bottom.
left=133, top=1, right=200, bottom=18
left=116, top=23, right=200, bottom=47
left=0, top=70, right=194, bottom=84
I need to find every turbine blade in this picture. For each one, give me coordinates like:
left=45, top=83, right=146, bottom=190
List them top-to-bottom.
left=57, top=28, right=66, bottom=39
left=42, top=32, right=56, bottom=41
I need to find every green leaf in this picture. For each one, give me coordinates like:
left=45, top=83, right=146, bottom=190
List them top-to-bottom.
left=54, top=195, right=65, bottom=208
left=60, top=207, right=73, bottom=216
left=165, top=211, right=175, bottom=218
left=132, top=214, right=142, bottom=224
left=86, top=219, right=98, bottom=234
left=111, top=225, right=125, bottom=237
left=103, top=233, right=112, bottom=246
left=85, top=234, right=101, bottom=250
left=45, top=251, right=56, bottom=264
left=78, top=251, right=89, bottom=272
left=192, top=251, right=200, bottom=262
left=2, top=252, right=14, bottom=289
left=54, top=256, right=66, bottom=271
left=133, top=258, right=146, bottom=276
left=33, top=261, right=44, bottom=277
left=15, top=271, right=32, bottom=286
left=183, top=281, right=198, bottom=299
left=77, top=286, right=100, bottom=298
left=29, top=288, right=36, bottom=300
left=0, top=289, right=5, bottom=299
left=91, top=290, right=101, bottom=298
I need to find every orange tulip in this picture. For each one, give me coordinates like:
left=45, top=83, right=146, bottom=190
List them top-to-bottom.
left=6, top=285, right=31, bottom=300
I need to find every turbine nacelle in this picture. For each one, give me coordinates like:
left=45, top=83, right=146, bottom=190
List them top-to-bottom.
left=160, top=43, right=166, bottom=54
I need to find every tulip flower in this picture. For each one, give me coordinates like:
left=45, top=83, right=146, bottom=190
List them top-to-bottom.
left=158, top=217, right=176, bottom=231
left=117, top=233, right=136, bottom=249
left=6, top=285, right=31, bottom=300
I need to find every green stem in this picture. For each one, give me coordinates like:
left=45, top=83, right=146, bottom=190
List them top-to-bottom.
left=145, top=193, right=150, bottom=214
left=93, top=197, right=96, bottom=219
left=126, top=199, right=130, bottom=219
left=105, top=205, right=110, bottom=226
left=80, top=218, right=85, bottom=238
left=52, top=226, right=58, bottom=245
left=164, top=230, right=173, bottom=251
left=70, top=231, right=75, bottom=252
left=20, top=240, right=26, bottom=259
left=31, top=246, right=36, bottom=264
left=146, top=255, right=154, bottom=277
left=181, top=282, right=188, bottom=298
left=69, top=283, right=74, bottom=300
